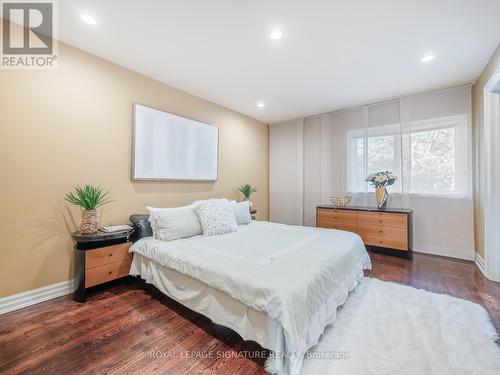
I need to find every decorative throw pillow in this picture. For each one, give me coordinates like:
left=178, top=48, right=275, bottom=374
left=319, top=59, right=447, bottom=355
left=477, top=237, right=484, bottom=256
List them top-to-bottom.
left=231, top=200, right=252, bottom=225
left=195, top=203, right=238, bottom=236
left=146, top=205, right=202, bottom=240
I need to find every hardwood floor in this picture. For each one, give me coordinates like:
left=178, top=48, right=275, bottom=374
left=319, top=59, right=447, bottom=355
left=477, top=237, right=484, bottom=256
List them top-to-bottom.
left=1, top=251, right=499, bottom=375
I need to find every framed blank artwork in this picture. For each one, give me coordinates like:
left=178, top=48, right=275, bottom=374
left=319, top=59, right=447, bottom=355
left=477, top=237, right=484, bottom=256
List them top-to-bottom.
left=132, top=104, right=218, bottom=181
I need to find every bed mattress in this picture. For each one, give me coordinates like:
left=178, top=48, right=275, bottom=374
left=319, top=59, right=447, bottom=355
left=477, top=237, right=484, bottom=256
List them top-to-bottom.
left=129, top=221, right=371, bottom=374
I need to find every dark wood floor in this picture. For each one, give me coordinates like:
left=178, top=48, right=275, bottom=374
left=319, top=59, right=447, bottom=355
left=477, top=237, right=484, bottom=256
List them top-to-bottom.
left=1, top=251, right=499, bottom=375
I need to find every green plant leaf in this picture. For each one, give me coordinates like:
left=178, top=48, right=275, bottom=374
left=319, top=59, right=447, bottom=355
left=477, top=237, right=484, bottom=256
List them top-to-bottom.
left=238, top=184, right=257, bottom=198
left=64, top=185, right=112, bottom=210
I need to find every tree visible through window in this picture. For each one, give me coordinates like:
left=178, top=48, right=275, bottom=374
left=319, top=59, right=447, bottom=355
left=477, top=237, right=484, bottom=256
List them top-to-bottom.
left=346, top=115, right=467, bottom=196
left=410, top=127, right=455, bottom=194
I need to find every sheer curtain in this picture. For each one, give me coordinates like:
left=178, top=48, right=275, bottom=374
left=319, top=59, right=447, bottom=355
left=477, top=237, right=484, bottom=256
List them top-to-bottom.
left=302, top=85, right=474, bottom=259
left=304, top=101, right=404, bottom=225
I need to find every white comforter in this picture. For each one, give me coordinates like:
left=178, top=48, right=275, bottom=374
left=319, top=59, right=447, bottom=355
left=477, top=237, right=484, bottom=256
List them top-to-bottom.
left=130, top=221, right=370, bottom=364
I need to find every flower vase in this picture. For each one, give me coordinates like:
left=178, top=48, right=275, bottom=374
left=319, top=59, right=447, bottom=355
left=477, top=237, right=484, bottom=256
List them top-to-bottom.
left=375, top=188, right=388, bottom=209
left=81, top=209, right=98, bottom=234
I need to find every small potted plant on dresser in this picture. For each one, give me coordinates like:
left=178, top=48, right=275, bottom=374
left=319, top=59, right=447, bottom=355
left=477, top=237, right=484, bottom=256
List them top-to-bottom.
left=238, top=184, right=258, bottom=219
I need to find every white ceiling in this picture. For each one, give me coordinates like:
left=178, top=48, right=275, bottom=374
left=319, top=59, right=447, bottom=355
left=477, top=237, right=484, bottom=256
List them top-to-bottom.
left=57, top=0, right=500, bottom=123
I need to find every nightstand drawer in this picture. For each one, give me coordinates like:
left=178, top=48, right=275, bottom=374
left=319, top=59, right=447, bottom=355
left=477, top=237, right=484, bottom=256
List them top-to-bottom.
left=357, top=212, right=407, bottom=228
left=85, top=243, right=132, bottom=269
left=85, top=259, right=132, bottom=288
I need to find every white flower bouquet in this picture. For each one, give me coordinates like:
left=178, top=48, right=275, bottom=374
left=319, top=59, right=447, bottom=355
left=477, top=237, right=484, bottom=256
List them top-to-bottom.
left=365, top=171, right=397, bottom=189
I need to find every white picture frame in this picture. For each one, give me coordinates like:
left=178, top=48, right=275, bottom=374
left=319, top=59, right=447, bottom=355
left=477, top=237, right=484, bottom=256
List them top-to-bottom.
left=132, top=104, right=219, bottom=181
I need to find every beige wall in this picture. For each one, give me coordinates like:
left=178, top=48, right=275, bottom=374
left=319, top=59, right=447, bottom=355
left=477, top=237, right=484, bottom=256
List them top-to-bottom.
left=0, top=32, right=269, bottom=298
left=472, top=43, right=500, bottom=258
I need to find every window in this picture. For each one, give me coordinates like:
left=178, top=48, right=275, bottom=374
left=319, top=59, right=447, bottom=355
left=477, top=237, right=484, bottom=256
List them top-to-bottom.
left=346, top=114, right=468, bottom=197
left=347, top=123, right=402, bottom=193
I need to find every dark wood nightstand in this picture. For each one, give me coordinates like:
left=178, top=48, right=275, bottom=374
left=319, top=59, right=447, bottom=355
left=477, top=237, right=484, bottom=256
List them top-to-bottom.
left=250, top=208, right=257, bottom=220
left=72, top=229, right=134, bottom=302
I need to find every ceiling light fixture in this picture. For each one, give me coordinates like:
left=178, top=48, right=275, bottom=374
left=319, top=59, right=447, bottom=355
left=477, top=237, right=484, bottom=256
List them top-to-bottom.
left=80, top=14, right=97, bottom=25
left=270, top=29, right=283, bottom=40
left=420, top=53, right=435, bottom=63
left=256, top=102, right=265, bottom=108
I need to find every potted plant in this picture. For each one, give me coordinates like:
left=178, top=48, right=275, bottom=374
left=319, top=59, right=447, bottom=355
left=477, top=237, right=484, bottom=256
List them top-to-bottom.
left=365, top=171, right=397, bottom=209
left=238, top=184, right=257, bottom=204
left=65, top=185, right=112, bottom=235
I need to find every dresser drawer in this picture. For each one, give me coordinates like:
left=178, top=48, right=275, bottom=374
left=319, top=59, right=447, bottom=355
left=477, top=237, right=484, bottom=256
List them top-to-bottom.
left=315, top=206, right=412, bottom=259
left=317, top=208, right=357, bottom=227
left=357, top=212, right=407, bottom=228
left=326, top=222, right=357, bottom=233
left=358, top=224, right=407, bottom=240
left=360, top=235, right=408, bottom=251
left=85, top=243, right=132, bottom=269
left=85, top=258, right=132, bottom=288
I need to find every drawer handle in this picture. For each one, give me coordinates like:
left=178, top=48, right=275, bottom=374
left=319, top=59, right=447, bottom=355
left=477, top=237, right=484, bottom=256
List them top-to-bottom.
left=334, top=216, right=338, bottom=219
left=378, top=220, right=383, bottom=223
left=379, top=230, right=383, bottom=233
left=379, top=240, right=383, bottom=244
left=108, top=253, right=113, bottom=257
left=108, top=271, right=113, bottom=275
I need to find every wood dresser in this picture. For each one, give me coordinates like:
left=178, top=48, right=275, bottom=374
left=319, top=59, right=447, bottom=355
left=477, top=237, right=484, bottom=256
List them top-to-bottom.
left=316, top=205, right=413, bottom=259
left=72, top=230, right=134, bottom=302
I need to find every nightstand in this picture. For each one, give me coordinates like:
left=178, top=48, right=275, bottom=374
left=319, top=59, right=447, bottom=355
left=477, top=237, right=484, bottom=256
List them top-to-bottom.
left=250, top=208, right=257, bottom=220
left=72, top=229, right=134, bottom=302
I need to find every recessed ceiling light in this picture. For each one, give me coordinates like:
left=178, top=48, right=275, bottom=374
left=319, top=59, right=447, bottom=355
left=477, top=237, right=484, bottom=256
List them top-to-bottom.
left=80, top=14, right=97, bottom=26
left=270, top=30, right=283, bottom=40
left=420, top=53, right=435, bottom=63
left=256, top=102, right=265, bottom=108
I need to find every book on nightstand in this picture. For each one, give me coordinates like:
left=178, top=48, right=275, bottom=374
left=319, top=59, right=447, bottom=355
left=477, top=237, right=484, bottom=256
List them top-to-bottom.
left=99, top=224, right=134, bottom=233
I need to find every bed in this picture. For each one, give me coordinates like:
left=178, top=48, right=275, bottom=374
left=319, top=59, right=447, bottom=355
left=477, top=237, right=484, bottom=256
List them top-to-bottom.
left=128, top=219, right=371, bottom=375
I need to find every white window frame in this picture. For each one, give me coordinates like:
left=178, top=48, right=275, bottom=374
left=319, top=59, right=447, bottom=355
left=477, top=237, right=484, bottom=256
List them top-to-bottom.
left=346, top=114, right=469, bottom=198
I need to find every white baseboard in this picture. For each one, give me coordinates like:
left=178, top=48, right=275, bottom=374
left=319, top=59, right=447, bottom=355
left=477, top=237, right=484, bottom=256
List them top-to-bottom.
left=414, top=244, right=475, bottom=261
left=474, top=253, right=487, bottom=277
left=0, top=279, right=76, bottom=315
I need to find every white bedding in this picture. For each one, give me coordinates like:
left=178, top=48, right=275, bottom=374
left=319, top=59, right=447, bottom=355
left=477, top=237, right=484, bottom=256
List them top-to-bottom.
left=129, top=221, right=371, bottom=374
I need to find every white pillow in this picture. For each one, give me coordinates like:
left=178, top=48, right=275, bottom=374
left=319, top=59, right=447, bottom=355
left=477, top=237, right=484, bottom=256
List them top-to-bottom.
left=231, top=201, right=252, bottom=225
left=195, top=203, right=238, bottom=236
left=146, top=205, right=201, bottom=241
left=146, top=205, right=174, bottom=237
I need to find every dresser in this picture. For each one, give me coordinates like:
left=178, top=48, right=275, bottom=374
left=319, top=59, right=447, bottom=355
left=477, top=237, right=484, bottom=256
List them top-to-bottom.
left=316, top=206, right=413, bottom=259
left=72, top=230, right=134, bottom=302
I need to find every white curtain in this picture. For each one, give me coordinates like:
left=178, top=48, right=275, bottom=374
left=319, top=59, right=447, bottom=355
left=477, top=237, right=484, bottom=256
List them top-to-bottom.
left=274, top=85, right=475, bottom=259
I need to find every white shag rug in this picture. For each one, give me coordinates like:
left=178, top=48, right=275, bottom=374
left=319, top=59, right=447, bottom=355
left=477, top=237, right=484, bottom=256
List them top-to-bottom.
left=300, top=278, right=500, bottom=375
